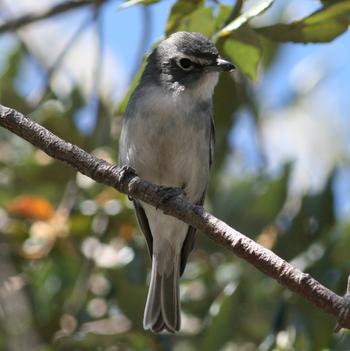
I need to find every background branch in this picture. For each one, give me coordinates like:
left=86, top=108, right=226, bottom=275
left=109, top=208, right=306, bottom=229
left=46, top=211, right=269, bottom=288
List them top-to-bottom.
left=0, top=0, right=110, bottom=34
left=32, top=14, right=94, bottom=106
left=0, top=103, right=349, bottom=331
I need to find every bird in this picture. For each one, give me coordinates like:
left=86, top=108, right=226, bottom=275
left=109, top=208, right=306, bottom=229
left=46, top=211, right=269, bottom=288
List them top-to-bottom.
left=119, top=31, right=234, bottom=333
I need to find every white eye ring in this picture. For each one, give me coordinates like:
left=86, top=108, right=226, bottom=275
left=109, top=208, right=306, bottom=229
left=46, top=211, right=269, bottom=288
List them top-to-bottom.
left=177, top=57, right=194, bottom=71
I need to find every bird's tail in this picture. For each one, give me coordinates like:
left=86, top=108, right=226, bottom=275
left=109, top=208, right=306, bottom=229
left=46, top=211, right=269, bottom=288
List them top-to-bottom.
left=143, top=255, right=180, bottom=333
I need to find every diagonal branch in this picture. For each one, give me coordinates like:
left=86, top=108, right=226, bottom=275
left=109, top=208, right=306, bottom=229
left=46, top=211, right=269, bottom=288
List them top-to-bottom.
left=0, top=0, right=110, bottom=34
left=0, top=103, right=350, bottom=330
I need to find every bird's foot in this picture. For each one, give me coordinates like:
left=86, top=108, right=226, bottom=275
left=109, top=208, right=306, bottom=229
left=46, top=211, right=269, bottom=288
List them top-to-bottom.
left=115, top=165, right=137, bottom=201
left=156, top=186, right=185, bottom=209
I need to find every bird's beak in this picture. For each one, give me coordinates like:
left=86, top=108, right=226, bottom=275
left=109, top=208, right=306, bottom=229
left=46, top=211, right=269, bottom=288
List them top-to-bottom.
left=215, top=57, right=235, bottom=72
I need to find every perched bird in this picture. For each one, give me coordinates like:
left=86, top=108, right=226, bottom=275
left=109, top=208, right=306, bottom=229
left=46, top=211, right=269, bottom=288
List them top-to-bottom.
left=119, top=31, right=234, bottom=333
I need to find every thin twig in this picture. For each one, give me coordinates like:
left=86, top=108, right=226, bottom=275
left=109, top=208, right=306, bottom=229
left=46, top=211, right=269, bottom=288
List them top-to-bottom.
left=0, top=0, right=110, bottom=34
left=222, top=0, right=244, bottom=28
left=32, top=15, right=94, bottom=106
left=1, top=104, right=350, bottom=330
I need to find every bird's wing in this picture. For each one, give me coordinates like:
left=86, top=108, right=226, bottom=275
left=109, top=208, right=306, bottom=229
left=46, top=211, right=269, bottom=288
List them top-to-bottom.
left=209, top=113, right=215, bottom=169
left=180, top=115, right=215, bottom=276
left=179, top=196, right=204, bottom=276
left=133, top=200, right=153, bottom=258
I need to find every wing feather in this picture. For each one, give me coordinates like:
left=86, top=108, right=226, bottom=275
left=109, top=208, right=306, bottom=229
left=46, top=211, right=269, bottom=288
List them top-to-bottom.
left=180, top=114, right=215, bottom=276
left=133, top=200, right=153, bottom=258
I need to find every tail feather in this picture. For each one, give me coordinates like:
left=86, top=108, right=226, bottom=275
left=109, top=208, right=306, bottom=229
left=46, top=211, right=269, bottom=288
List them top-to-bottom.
left=143, top=256, right=180, bottom=333
left=143, top=259, right=162, bottom=330
left=161, top=265, right=180, bottom=331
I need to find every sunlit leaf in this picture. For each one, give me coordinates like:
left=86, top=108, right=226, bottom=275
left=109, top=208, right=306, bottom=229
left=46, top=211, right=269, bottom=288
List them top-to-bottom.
left=165, top=0, right=204, bottom=35
left=216, top=0, right=275, bottom=38
left=257, top=1, right=350, bottom=42
left=304, top=1, right=350, bottom=24
left=173, top=6, right=215, bottom=38
left=257, top=21, right=348, bottom=43
left=223, top=24, right=262, bottom=80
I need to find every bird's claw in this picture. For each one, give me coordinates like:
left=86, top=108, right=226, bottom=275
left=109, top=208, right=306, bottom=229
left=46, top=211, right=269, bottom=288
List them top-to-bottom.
left=116, top=165, right=137, bottom=201
left=156, top=186, right=185, bottom=209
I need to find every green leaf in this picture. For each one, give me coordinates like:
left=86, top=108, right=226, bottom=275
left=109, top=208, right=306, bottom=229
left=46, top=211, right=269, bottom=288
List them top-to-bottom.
left=165, top=0, right=204, bottom=35
left=216, top=0, right=275, bottom=38
left=257, top=1, right=350, bottom=43
left=304, top=1, right=350, bottom=24
left=173, top=6, right=215, bottom=38
left=257, top=21, right=348, bottom=43
left=223, top=25, right=262, bottom=80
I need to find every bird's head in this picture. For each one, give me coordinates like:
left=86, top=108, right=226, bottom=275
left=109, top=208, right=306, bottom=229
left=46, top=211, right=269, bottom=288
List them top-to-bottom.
left=143, top=32, right=234, bottom=98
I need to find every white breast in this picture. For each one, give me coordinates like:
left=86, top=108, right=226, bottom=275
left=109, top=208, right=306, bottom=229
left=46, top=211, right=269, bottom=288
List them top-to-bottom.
left=120, top=84, right=212, bottom=202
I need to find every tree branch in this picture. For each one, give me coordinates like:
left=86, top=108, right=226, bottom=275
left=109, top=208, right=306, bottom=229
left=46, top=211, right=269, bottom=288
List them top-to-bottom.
left=0, top=0, right=110, bottom=34
left=0, top=104, right=349, bottom=330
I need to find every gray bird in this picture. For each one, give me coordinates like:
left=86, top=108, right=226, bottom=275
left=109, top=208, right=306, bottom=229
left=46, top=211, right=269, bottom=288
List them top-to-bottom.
left=119, top=31, right=234, bottom=333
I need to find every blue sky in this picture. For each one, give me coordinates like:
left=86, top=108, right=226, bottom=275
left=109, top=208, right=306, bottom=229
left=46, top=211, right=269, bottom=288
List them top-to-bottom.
left=101, top=0, right=172, bottom=80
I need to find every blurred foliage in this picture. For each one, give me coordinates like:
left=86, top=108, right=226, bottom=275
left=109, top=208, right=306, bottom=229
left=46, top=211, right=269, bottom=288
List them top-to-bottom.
left=0, top=0, right=350, bottom=350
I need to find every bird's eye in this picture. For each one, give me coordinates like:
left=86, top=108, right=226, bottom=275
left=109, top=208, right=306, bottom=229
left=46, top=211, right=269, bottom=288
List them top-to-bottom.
left=177, top=58, right=194, bottom=71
